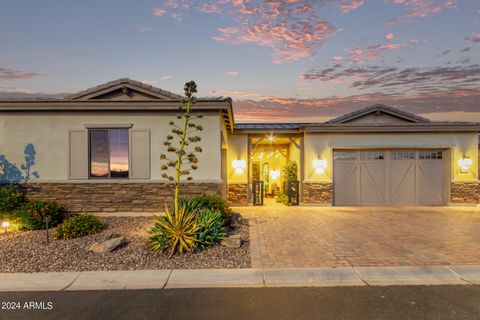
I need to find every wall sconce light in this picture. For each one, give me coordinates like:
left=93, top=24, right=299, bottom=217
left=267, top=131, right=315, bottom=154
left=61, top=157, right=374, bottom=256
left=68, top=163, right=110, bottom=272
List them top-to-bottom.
left=267, top=135, right=274, bottom=142
left=458, top=154, right=472, bottom=173
left=312, top=157, right=327, bottom=174
left=232, top=159, right=246, bottom=174
left=270, top=169, right=280, bottom=180
left=2, top=221, right=9, bottom=234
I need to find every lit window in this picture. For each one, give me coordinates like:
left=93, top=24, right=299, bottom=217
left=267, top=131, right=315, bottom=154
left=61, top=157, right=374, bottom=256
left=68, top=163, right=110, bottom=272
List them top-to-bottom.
left=89, top=129, right=129, bottom=178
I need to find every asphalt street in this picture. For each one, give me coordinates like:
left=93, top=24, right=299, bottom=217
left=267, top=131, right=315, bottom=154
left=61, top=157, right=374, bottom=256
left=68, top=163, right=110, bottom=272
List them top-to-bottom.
left=1, top=285, right=480, bottom=320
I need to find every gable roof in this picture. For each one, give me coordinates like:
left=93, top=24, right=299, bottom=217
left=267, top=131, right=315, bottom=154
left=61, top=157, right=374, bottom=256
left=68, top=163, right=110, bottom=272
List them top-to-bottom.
left=65, top=78, right=184, bottom=100
left=326, top=104, right=430, bottom=124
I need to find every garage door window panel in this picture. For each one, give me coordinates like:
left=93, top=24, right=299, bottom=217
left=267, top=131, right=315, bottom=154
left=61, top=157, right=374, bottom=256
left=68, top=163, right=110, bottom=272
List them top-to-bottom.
left=333, top=151, right=357, bottom=161
left=360, top=151, right=385, bottom=160
left=391, top=151, right=415, bottom=160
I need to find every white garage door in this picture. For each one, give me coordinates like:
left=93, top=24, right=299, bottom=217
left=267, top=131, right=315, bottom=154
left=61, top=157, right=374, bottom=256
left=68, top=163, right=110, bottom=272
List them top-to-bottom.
left=333, top=150, right=446, bottom=206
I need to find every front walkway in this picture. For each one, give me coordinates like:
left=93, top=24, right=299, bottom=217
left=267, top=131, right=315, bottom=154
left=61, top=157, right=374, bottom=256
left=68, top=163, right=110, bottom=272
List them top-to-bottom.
left=237, top=200, right=480, bottom=269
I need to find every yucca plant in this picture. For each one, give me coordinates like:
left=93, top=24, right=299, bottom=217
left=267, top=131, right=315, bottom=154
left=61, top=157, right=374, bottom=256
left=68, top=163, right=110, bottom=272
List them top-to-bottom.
left=150, top=204, right=199, bottom=257
left=196, top=208, right=225, bottom=249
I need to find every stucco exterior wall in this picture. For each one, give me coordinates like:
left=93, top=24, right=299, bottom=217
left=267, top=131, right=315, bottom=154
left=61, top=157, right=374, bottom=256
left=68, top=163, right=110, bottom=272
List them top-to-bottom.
left=0, top=111, right=222, bottom=183
left=304, top=132, right=479, bottom=184
left=226, top=134, right=249, bottom=184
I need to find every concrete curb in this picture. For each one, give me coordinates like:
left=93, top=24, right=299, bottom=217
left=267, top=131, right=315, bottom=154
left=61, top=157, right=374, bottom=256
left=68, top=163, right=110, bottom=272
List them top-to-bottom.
left=0, top=265, right=479, bottom=291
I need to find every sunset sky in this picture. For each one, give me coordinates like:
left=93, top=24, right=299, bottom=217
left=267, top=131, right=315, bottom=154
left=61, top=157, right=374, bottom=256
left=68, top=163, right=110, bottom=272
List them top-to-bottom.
left=0, top=0, right=479, bottom=122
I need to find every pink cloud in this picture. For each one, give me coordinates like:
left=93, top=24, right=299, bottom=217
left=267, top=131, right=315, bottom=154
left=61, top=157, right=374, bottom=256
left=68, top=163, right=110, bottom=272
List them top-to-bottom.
left=338, top=0, right=364, bottom=13
left=387, top=0, right=456, bottom=25
left=211, top=1, right=337, bottom=63
left=197, top=3, right=221, bottom=14
left=152, top=7, right=166, bottom=16
left=135, top=26, right=151, bottom=32
left=465, top=32, right=480, bottom=43
left=386, top=33, right=394, bottom=40
left=409, top=38, right=420, bottom=45
left=346, top=42, right=406, bottom=63
left=460, top=46, right=472, bottom=52
left=331, top=56, right=343, bottom=61
left=0, top=67, right=44, bottom=80
left=228, top=71, right=239, bottom=76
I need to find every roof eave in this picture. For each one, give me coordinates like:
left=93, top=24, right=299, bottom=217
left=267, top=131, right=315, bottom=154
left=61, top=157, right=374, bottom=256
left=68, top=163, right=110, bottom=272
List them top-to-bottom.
left=302, top=124, right=480, bottom=133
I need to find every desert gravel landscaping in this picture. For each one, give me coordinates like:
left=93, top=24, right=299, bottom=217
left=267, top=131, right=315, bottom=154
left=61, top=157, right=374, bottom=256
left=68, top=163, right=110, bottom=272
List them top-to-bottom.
left=0, top=216, right=250, bottom=273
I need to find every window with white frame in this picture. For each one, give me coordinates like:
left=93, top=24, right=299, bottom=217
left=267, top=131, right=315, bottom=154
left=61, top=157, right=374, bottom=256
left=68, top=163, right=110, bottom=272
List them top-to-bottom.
left=89, top=129, right=129, bottom=178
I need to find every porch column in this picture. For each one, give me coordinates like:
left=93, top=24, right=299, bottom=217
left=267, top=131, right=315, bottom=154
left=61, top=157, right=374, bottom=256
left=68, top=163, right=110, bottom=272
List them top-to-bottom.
left=300, top=134, right=305, bottom=204
left=247, top=135, right=252, bottom=204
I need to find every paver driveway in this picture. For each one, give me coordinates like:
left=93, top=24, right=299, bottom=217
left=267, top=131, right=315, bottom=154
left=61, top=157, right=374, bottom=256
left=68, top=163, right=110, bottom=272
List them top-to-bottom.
left=237, top=201, right=480, bottom=269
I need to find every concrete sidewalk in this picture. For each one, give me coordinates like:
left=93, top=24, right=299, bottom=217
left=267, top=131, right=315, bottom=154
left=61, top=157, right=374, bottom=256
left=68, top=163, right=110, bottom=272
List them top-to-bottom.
left=1, top=265, right=480, bottom=291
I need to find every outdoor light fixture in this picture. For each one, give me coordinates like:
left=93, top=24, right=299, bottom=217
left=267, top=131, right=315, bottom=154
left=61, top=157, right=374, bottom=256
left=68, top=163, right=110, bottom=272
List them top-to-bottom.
left=268, top=135, right=274, bottom=142
left=458, top=154, right=472, bottom=173
left=313, top=157, right=327, bottom=174
left=232, top=159, right=246, bottom=174
left=270, top=169, right=280, bottom=180
left=2, top=221, right=9, bottom=234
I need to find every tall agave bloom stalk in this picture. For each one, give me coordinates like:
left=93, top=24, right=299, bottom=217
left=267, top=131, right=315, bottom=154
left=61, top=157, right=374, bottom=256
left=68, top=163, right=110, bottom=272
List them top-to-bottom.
left=160, top=81, right=203, bottom=213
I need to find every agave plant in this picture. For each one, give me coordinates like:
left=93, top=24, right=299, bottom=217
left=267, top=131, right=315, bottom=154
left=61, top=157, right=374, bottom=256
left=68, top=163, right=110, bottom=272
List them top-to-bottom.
left=150, top=204, right=199, bottom=257
left=196, top=208, right=225, bottom=249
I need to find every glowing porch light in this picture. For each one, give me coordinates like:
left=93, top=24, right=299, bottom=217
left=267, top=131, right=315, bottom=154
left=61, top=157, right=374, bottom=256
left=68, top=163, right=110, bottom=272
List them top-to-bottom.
left=268, top=135, right=274, bottom=142
left=458, top=154, right=472, bottom=173
left=312, top=157, right=327, bottom=174
left=232, top=159, right=246, bottom=174
left=270, top=169, right=280, bottom=180
left=2, top=221, right=9, bottom=234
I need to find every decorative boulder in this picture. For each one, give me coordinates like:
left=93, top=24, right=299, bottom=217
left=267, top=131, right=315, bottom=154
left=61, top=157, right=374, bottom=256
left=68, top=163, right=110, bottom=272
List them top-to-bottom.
left=221, top=234, right=243, bottom=249
left=89, top=236, right=127, bottom=253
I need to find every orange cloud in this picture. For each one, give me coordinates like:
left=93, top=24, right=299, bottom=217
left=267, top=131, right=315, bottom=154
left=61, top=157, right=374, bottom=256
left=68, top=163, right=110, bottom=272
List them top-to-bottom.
left=338, top=0, right=364, bottom=13
left=387, top=0, right=456, bottom=25
left=152, top=7, right=166, bottom=16
left=386, top=33, right=394, bottom=40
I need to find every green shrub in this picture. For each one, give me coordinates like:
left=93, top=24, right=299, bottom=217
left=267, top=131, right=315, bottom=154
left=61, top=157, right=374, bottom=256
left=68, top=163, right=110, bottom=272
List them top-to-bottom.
left=0, top=185, right=24, bottom=212
left=275, top=194, right=292, bottom=206
left=276, top=194, right=288, bottom=204
left=185, top=195, right=233, bottom=226
left=13, top=200, right=63, bottom=231
left=150, top=204, right=199, bottom=256
left=196, top=208, right=225, bottom=249
left=55, top=214, right=104, bottom=240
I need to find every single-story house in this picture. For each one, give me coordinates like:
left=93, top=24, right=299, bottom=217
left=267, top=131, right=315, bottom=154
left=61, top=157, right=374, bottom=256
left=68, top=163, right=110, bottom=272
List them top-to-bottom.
left=0, top=78, right=478, bottom=211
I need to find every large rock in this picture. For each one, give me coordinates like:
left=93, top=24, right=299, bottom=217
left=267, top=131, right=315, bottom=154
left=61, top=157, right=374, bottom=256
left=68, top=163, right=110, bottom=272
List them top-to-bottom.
left=221, top=235, right=243, bottom=249
left=89, top=236, right=127, bottom=253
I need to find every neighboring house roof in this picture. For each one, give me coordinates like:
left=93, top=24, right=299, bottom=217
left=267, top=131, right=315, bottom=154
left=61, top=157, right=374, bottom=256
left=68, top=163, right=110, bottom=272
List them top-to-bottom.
left=0, top=78, right=235, bottom=132
left=65, top=78, right=184, bottom=100
left=235, top=104, right=480, bottom=133
left=325, top=104, right=430, bottom=123
left=235, top=123, right=313, bottom=130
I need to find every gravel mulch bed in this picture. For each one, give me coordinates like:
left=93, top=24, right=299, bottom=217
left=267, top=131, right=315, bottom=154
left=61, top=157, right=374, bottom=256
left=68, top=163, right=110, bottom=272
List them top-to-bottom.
left=0, top=215, right=250, bottom=273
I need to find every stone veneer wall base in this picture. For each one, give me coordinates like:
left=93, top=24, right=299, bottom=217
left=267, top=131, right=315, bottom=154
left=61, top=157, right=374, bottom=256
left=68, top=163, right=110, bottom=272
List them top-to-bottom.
left=302, top=182, right=333, bottom=205
left=450, top=182, right=479, bottom=205
left=20, top=183, right=222, bottom=212
left=227, top=183, right=248, bottom=206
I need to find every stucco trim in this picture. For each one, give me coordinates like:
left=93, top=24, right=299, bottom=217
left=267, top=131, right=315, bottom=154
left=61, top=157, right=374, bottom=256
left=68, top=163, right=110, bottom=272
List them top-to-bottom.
left=84, top=123, right=133, bottom=129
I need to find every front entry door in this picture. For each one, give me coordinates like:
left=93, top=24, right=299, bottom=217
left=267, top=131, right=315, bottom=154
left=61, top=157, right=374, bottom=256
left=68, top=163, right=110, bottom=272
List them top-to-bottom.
left=252, top=180, right=264, bottom=206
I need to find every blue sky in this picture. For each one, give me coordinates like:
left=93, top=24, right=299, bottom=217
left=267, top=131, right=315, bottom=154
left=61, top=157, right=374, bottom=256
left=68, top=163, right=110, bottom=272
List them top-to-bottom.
left=1, top=0, right=479, bottom=122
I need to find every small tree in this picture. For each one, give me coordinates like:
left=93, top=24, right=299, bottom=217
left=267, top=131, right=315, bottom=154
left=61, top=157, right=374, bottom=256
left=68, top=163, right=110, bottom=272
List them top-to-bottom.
left=160, top=81, right=203, bottom=213
left=282, top=161, right=298, bottom=182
